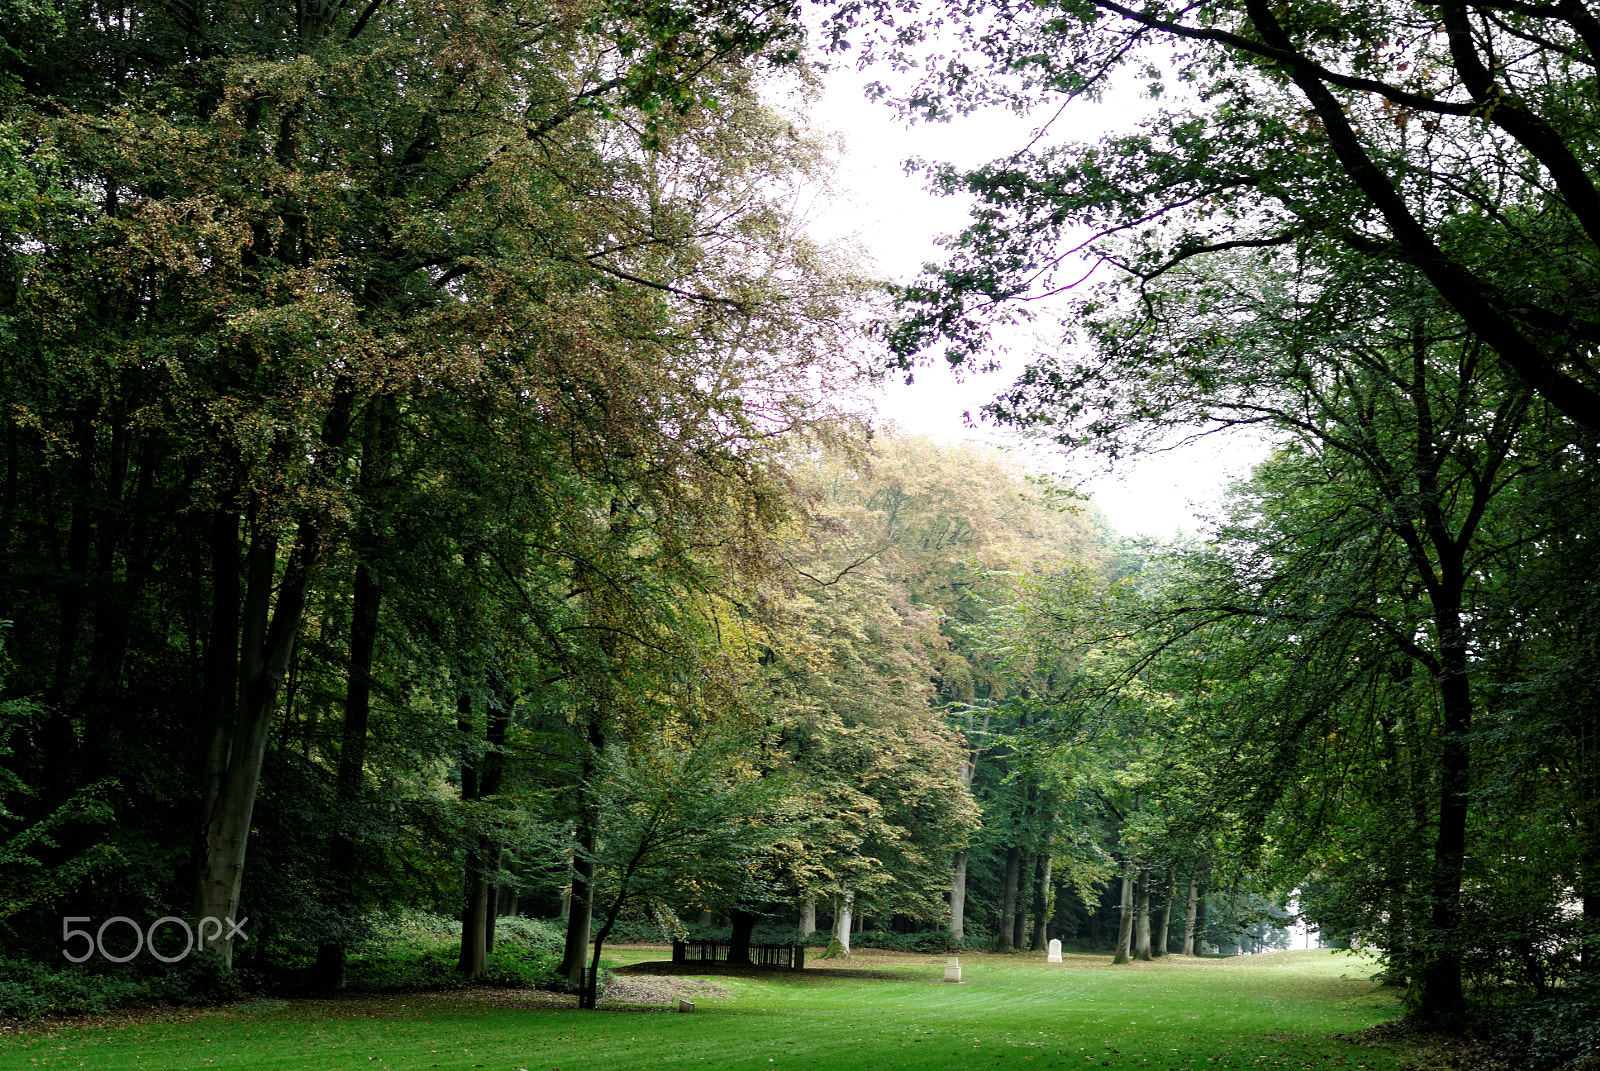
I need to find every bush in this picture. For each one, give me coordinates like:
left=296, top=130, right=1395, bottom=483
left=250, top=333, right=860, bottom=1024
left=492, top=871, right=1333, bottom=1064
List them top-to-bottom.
left=342, top=912, right=563, bottom=992
left=0, top=953, right=251, bottom=1021
left=1469, top=981, right=1600, bottom=1071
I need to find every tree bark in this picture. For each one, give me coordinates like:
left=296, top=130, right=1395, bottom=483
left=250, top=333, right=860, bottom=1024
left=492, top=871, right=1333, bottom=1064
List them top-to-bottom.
left=194, top=385, right=356, bottom=966
left=195, top=503, right=240, bottom=914
left=195, top=521, right=318, bottom=966
left=316, top=554, right=382, bottom=990
left=1418, top=594, right=1472, bottom=1023
left=458, top=688, right=508, bottom=978
left=1581, top=693, right=1600, bottom=973
left=557, top=706, right=605, bottom=983
left=949, top=718, right=983, bottom=942
left=998, top=845, right=1022, bottom=951
left=1013, top=848, right=1031, bottom=951
left=950, top=849, right=968, bottom=941
left=1031, top=853, right=1051, bottom=951
left=1133, top=868, right=1153, bottom=960
left=1151, top=871, right=1175, bottom=957
left=1113, top=873, right=1134, bottom=963
left=1182, top=877, right=1198, bottom=955
left=1194, top=885, right=1208, bottom=954
left=834, top=887, right=854, bottom=955
left=800, top=896, right=816, bottom=937
left=728, top=909, right=757, bottom=964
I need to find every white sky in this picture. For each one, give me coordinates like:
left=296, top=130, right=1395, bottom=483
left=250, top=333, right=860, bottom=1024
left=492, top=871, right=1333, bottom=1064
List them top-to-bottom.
left=794, top=54, right=1271, bottom=539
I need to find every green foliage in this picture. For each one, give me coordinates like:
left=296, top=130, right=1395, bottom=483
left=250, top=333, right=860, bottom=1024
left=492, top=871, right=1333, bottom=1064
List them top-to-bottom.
left=0, top=954, right=250, bottom=1021
left=1470, top=981, right=1600, bottom=1071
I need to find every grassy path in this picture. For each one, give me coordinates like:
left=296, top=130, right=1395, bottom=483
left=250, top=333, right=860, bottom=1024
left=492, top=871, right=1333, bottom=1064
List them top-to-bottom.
left=0, top=949, right=1405, bottom=1071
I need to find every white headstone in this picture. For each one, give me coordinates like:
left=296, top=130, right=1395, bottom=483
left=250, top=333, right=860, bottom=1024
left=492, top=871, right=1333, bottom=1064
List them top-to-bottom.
left=1047, top=938, right=1063, bottom=963
left=944, top=956, right=962, bottom=983
left=678, top=999, right=695, bottom=1012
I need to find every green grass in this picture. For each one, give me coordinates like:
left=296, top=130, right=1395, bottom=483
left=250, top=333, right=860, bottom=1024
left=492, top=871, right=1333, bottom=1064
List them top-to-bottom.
left=0, top=948, right=1407, bottom=1071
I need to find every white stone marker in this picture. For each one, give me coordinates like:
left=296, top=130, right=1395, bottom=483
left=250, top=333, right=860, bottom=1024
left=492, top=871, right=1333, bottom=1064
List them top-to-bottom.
left=1047, top=938, right=1063, bottom=963
left=944, top=956, right=962, bottom=983
left=678, top=999, right=695, bottom=1012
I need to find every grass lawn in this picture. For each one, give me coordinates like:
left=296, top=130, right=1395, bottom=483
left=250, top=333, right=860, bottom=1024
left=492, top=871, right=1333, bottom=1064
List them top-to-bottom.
left=0, top=948, right=1407, bottom=1071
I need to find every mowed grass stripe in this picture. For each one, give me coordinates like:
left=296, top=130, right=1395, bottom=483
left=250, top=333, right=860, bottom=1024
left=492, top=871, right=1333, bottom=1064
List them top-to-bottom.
left=0, top=949, right=1405, bottom=1071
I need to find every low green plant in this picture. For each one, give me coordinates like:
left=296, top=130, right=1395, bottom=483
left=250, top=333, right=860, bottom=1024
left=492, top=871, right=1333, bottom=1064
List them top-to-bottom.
left=0, top=953, right=251, bottom=1020
left=1469, top=978, right=1600, bottom=1070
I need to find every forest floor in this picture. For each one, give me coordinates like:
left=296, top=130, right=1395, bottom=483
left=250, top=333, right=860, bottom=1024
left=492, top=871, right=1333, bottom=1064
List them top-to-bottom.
left=0, top=947, right=1415, bottom=1071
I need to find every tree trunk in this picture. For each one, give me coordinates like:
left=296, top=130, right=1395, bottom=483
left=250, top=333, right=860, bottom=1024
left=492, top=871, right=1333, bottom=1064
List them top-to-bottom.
left=194, top=387, right=355, bottom=966
left=316, top=396, right=397, bottom=988
left=195, top=503, right=240, bottom=914
left=195, top=521, right=319, bottom=966
left=315, top=553, right=382, bottom=990
left=1417, top=608, right=1472, bottom=1024
left=1581, top=694, right=1599, bottom=973
left=558, top=714, right=605, bottom=984
left=950, top=731, right=981, bottom=943
left=559, top=812, right=596, bottom=984
left=998, top=845, right=1022, bottom=951
left=1013, top=848, right=1031, bottom=951
left=950, top=849, right=968, bottom=941
left=458, top=852, right=490, bottom=978
left=1031, top=853, right=1051, bottom=951
left=1133, top=868, right=1152, bottom=960
left=1151, top=871, right=1175, bottom=957
left=1113, top=874, right=1134, bottom=963
left=1182, top=877, right=1198, bottom=955
left=1194, top=885, right=1208, bottom=954
left=834, top=888, right=854, bottom=955
left=800, top=896, right=816, bottom=937
left=728, top=909, right=757, bottom=964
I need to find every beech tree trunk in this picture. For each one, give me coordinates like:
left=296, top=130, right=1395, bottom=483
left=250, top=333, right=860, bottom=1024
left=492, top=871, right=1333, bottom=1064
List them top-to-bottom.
left=194, top=386, right=356, bottom=967
left=195, top=523, right=318, bottom=966
left=313, top=555, right=381, bottom=990
left=1418, top=596, right=1473, bottom=1023
left=459, top=689, right=511, bottom=980
left=1582, top=694, right=1599, bottom=973
left=558, top=714, right=605, bottom=984
left=949, top=721, right=982, bottom=942
left=559, top=813, right=596, bottom=984
left=998, top=846, right=1022, bottom=951
left=1013, top=848, right=1031, bottom=951
left=950, top=850, right=968, bottom=941
left=1031, top=853, right=1051, bottom=951
left=1133, top=868, right=1152, bottom=960
left=1151, top=871, right=1175, bottom=957
left=1113, top=874, right=1134, bottom=963
left=1182, top=878, right=1198, bottom=955
left=1194, top=885, right=1208, bottom=954
left=834, top=888, right=854, bottom=954
left=800, top=896, right=816, bottom=937
left=729, top=909, right=757, bottom=964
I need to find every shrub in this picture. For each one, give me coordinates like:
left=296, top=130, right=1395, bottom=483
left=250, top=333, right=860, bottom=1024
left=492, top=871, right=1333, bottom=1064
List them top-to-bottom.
left=343, top=912, right=563, bottom=992
left=0, top=953, right=250, bottom=1021
left=1469, top=980, right=1600, bottom=1071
